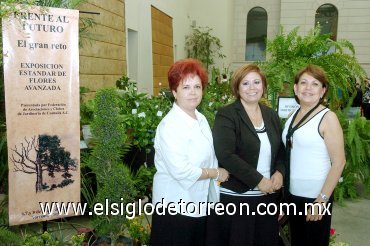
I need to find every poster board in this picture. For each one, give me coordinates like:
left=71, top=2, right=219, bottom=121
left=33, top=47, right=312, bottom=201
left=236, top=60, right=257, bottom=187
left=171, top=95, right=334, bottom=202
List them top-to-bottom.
left=2, top=5, right=80, bottom=225
left=277, top=96, right=299, bottom=118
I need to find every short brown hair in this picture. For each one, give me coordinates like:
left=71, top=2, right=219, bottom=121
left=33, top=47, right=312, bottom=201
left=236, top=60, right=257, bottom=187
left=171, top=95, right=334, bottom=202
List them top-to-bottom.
left=168, top=58, right=208, bottom=92
left=231, top=64, right=267, bottom=98
left=294, top=64, right=329, bottom=103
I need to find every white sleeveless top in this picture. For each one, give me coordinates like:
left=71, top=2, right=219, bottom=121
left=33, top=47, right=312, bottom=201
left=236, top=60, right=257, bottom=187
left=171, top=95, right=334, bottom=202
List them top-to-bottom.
left=282, top=108, right=331, bottom=198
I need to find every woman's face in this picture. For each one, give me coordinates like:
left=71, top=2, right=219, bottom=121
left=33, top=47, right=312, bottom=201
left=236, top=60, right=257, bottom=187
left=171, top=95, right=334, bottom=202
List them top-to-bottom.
left=239, top=71, right=264, bottom=105
left=294, top=72, right=326, bottom=105
left=172, top=74, right=203, bottom=113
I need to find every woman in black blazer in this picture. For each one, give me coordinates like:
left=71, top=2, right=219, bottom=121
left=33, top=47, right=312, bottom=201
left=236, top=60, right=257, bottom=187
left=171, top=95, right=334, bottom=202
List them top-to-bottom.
left=206, top=64, right=285, bottom=246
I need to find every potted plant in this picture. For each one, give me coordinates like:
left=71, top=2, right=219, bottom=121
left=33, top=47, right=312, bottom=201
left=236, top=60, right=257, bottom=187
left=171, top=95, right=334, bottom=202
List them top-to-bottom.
left=185, top=25, right=226, bottom=70
left=259, top=25, right=366, bottom=110
left=116, top=78, right=171, bottom=171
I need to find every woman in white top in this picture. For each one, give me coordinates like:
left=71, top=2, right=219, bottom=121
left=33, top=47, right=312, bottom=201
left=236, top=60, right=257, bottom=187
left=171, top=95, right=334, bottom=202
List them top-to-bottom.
left=151, top=58, right=229, bottom=246
left=282, top=65, right=346, bottom=246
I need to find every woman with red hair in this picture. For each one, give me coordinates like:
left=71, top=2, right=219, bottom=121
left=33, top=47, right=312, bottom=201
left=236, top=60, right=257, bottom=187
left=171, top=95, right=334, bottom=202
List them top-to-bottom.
left=151, top=58, right=229, bottom=246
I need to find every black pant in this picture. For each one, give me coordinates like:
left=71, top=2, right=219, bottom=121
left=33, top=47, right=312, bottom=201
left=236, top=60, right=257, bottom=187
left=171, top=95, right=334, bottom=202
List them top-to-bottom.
left=206, top=193, right=279, bottom=246
left=289, top=194, right=333, bottom=246
left=151, top=208, right=206, bottom=246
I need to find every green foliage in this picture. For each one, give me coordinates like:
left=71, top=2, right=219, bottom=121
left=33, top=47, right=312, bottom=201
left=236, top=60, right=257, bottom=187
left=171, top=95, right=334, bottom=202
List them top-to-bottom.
left=0, top=0, right=36, bottom=19
left=34, top=0, right=85, bottom=9
left=185, top=26, right=226, bottom=70
left=260, top=26, right=366, bottom=109
left=198, top=67, right=233, bottom=127
left=116, top=75, right=130, bottom=90
left=117, top=79, right=172, bottom=151
left=87, top=88, right=136, bottom=242
left=89, top=88, right=126, bottom=177
left=80, top=99, right=94, bottom=126
left=335, top=111, right=370, bottom=204
left=0, top=128, right=7, bottom=194
left=91, top=165, right=136, bottom=242
left=132, top=165, right=156, bottom=199
left=127, top=215, right=150, bottom=245
left=0, top=226, right=23, bottom=245
left=22, top=231, right=85, bottom=246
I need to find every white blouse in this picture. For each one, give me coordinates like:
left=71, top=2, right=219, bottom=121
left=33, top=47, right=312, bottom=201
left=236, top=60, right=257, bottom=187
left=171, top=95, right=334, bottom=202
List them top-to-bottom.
left=152, top=103, right=218, bottom=217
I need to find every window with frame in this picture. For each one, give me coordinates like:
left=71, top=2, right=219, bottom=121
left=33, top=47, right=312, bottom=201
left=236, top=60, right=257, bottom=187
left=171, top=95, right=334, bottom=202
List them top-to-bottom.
left=315, top=4, right=338, bottom=41
left=245, top=7, right=267, bottom=61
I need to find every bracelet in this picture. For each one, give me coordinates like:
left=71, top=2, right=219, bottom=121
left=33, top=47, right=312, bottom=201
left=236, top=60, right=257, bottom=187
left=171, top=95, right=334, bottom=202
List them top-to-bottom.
left=203, top=168, right=209, bottom=178
left=214, top=168, right=220, bottom=181
left=320, top=192, right=329, bottom=203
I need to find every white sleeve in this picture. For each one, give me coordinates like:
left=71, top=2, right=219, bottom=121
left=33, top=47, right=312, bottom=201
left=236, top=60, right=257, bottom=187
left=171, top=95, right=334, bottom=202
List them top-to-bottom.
left=155, top=121, right=202, bottom=190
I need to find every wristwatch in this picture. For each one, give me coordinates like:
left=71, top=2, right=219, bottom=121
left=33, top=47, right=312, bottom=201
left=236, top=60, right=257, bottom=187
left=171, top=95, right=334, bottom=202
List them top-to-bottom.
left=320, top=192, right=329, bottom=202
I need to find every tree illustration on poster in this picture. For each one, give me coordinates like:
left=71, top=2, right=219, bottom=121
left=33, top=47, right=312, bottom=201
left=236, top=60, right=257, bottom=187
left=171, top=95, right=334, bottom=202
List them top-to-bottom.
left=10, top=135, right=77, bottom=193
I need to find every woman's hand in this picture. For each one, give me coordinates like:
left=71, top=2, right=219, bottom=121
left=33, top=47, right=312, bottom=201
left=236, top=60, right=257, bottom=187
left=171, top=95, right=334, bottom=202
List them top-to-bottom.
left=217, top=168, right=229, bottom=182
left=271, top=171, right=283, bottom=191
left=257, top=177, right=274, bottom=194
left=306, top=199, right=326, bottom=221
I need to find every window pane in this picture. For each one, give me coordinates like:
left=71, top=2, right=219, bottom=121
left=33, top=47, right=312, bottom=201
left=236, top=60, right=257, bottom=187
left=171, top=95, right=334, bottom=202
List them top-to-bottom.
left=315, top=4, right=338, bottom=41
left=246, top=7, right=267, bottom=61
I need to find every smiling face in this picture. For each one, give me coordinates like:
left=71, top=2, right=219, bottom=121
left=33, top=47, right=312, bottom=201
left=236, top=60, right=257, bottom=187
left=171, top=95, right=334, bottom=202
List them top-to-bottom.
left=238, top=71, right=264, bottom=105
left=294, top=72, right=326, bottom=106
left=172, top=74, right=203, bottom=115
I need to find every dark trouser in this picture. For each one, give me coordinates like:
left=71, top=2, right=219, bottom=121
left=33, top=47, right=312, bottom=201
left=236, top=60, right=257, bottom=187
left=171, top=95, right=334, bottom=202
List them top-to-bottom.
left=206, top=193, right=279, bottom=246
left=289, top=194, right=333, bottom=246
left=150, top=208, right=206, bottom=246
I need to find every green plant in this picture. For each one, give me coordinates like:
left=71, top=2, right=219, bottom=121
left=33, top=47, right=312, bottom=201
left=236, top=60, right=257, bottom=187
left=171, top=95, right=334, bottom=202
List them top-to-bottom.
left=185, top=26, right=226, bottom=70
left=260, top=26, right=366, bottom=110
left=198, top=71, right=233, bottom=127
left=116, top=75, right=130, bottom=90
left=117, top=79, right=172, bottom=151
left=87, top=88, right=136, bottom=243
left=80, top=99, right=94, bottom=127
left=334, top=111, right=370, bottom=204
left=0, top=125, right=7, bottom=194
left=91, top=165, right=136, bottom=242
left=132, top=165, right=156, bottom=200
left=127, top=215, right=150, bottom=245
left=0, top=226, right=22, bottom=245
left=329, top=228, right=350, bottom=246
left=22, top=231, right=85, bottom=246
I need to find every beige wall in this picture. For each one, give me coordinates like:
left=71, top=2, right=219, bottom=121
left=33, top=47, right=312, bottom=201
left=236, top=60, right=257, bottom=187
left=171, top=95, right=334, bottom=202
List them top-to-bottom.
left=78, top=0, right=126, bottom=92
left=125, top=0, right=190, bottom=95
left=187, top=0, right=234, bottom=70
left=231, top=0, right=370, bottom=77
left=232, top=0, right=281, bottom=68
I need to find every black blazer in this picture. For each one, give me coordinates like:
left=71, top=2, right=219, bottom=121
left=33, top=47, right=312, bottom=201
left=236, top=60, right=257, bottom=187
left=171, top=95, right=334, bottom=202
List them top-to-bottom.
left=213, top=99, right=286, bottom=193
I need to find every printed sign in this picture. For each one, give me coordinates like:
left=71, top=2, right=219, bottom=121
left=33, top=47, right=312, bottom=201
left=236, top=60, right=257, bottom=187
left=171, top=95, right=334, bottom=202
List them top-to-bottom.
left=2, top=5, right=80, bottom=225
left=277, top=96, right=300, bottom=118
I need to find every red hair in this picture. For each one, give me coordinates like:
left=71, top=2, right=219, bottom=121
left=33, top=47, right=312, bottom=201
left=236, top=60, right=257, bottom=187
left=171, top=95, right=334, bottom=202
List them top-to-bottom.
left=168, top=58, right=208, bottom=91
